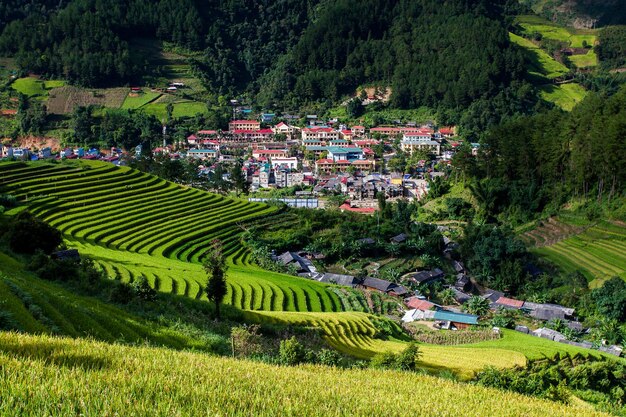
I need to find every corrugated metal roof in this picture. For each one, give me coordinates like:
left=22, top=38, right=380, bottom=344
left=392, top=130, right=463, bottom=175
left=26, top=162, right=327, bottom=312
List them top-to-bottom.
left=433, top=310, right=478, bottom=325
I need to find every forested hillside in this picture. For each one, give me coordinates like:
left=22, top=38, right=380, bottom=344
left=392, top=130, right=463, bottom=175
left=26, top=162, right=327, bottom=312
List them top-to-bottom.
left=0, top=0, right=527, bottom=112
left=0, top=0, right=318, bottom=87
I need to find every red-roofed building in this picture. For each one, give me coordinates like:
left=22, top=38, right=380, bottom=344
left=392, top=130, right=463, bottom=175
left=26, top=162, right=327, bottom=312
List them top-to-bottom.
left=0, top=109, right=17, bottom=118
left=229, top=120, right=260, bottom=131
left=272, top=122, right=299, bottom=139
left=351, top=125, right=366, bottom=137
left=370, top=126, right=400, bottom=137
left=438, top=126, right=456, bottom=137
left=301, top=127, right=339, bottom=142
left=228, top=128, right=274, bottom=143
left=339, top=129, right=353, bottom=141
left=198, top=130, right=218, bottom=136
left=187, top=134, right=198, bottom=145
left=353, top=139, right=379, bottom=147
left=252, top=149, right=289, bottom=159
left=405, top=297, right=436, bottom=311
left=495, top=297, right=525, bottom=309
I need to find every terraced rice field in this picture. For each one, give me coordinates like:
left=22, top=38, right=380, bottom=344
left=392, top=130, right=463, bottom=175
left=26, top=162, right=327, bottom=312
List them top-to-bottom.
left=509, top=32, right=570, bottom=80
left=0, top=161, right=346, bottom=312
left=1, top=161, right=612, bottom=372
left=522, top=216, right=626, bottom=286
left=247, top=311, right=528, bottom=379
left=0, top=332, right=608, bottom=417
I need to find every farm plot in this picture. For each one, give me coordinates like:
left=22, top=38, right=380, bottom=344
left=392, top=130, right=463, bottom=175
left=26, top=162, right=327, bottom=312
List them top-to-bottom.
left=509, top=32, right=570, bottom=80
left=11, top=77, right=66, bottom=100
left=46, top=86, right=128, bottom=114
left=526, top=218, right=626, bottom=287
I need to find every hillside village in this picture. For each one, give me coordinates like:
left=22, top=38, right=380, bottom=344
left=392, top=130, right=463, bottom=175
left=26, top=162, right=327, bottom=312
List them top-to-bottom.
left=1, top=110, right=467, bottom=209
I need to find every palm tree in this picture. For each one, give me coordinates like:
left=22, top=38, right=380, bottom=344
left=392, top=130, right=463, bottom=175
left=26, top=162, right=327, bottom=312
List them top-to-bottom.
left=439, top=288, right=456, bottom=305
left=463, top=295, right=490, bottom=317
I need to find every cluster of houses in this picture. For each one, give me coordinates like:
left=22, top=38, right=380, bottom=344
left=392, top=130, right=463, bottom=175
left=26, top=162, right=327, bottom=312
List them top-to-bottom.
left=177, top=118, right=461, bottom=192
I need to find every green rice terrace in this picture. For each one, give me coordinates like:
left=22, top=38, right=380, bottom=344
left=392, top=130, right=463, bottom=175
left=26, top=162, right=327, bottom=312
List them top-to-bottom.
left=0, top=160, right=615, bottom=378
left=521, top=214, right=626, bottom=287
left=0, top=332, right=609, bottom=417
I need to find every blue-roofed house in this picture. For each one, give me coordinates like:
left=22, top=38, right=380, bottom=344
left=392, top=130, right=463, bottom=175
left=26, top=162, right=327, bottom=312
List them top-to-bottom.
left=261, top=113, right=275, bottom=123
left=326, top=146, right=364, bottom=162
left=433, top=310, right=479, bottom=330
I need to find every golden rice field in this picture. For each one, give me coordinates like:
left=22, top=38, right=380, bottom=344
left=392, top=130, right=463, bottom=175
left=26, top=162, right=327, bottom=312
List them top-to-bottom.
left=0, top=331, right=610, bottom=417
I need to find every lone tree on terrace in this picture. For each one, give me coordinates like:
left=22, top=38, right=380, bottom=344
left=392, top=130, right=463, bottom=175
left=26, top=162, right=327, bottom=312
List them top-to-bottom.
left=203, top=239, right=229, bottom=319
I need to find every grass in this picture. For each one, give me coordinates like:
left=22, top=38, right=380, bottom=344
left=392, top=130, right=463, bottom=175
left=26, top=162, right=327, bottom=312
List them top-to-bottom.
left=509, top=32, right=570, bottom=80
left=569, top=49, right=598, bottom=68
left=11, top=77, right=65, bottom=99
left=538, top=83, right=588, bottom=110
left=120, top=91, right=162, bottom=109
left=142, top=100, right=208, bottom=120
left=0, top=251, right=224, bottom=351
left=0, top=331, right=611, bottom=417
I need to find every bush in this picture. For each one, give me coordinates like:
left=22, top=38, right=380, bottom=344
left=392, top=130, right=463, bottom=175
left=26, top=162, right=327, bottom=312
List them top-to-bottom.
left=0, top=194, right=17, bottom=208
left=7, top=211, right=62, bottom=254
left=131, top=276, right=157, bottom=302
left=109, top=282, right=134, bottom=304
left=231, top=325, right=262, bottom=358
left=278, top=336, right=306, bottom=366
left=395, top=343, right=421, bottom=371
left=316, top=348, right=342, bottom=367
left=370, top=351, right=397, bottom=369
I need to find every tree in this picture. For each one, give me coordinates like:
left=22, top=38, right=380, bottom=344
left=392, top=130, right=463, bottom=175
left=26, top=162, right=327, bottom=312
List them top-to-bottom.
left=346, top=98, right=364, bottom=118
left=230, top=161, right=249, bottom=196
left=7, top=211, right=61, bottom=254
left=203, top=239, right=229, bottom=319
left=592, top=277, right=626, bottom=321
left=439, top=288, right=456, bottom=305
left=463, top=295, right=490, bottom=317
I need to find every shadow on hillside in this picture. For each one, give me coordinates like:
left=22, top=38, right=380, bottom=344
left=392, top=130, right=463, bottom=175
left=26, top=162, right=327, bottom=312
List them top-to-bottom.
left=0, top=339, right=113, bottom=371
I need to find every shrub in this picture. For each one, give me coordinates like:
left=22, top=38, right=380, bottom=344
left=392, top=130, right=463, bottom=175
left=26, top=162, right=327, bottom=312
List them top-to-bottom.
left=0, top=194, right=17, bottom=208
left=7, top=211, right=62, bottom=254
left=131, top=276, right=157, bottom=302
left=109, top=282, right=134, bottom=304
left=0, top=310, right=18, bottom=331
left=231, top=325, right=263, bottom=358
left=278, top=336, right=305, bottom=366
left=395, top=343, right=421, bottom=371
left=316, top=348, right=342, bottom=367
left=370, top=351, right=397, bottom=369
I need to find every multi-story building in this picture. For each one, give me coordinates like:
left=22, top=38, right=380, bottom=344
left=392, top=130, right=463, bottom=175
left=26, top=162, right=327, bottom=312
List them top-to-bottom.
left=228, top=120, right=261, bottom=131
left=301, top=127, right=339, bottom=142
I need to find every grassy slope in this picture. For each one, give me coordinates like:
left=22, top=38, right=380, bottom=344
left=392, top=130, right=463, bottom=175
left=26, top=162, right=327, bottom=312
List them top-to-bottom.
left=509, top=32, right=570, bottom=79
left=11, top=77, right=65, bottom=99
left=539, top=83, right=588, bottom=111
left=0, top=252, right=220, bottom=351
left=0, top=331, right=610, bottom=417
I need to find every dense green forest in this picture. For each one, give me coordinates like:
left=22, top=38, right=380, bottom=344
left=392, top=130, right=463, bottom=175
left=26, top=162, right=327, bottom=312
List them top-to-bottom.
left=0, top=0, right=529, bottom=113
left=0, top=0, right=318, bottom=87
left=597, top=27, right=626, bottom=70
left=472, top=84, right=626, bottom=224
